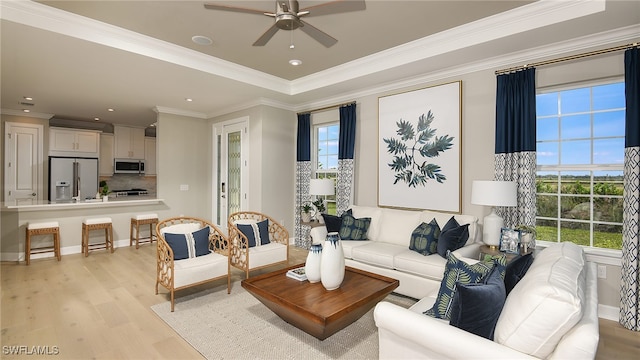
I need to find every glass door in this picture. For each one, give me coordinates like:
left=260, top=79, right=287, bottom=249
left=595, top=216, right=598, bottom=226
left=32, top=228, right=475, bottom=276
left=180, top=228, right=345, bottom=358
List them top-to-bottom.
left=214, top=119, right=248, bottom=229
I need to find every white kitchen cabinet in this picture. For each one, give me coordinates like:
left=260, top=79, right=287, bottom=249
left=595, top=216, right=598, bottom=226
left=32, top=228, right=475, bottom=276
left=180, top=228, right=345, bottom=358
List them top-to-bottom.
left=114, top=125, right=145, bottom=159
left=49, top=127, right=100, bottom=157
left=99, top=133, right=115, bottom=176
left=144, top=137, right=156, bottom=175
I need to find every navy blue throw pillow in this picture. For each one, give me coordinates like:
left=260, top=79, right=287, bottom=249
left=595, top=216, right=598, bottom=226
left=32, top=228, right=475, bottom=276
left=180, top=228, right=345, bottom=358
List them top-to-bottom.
left=322, top=213, right=343, bottom=233
left=437, top=217, right=470, bottom=258
left=237, top=219, right=270, bottom=247
left=409, top=219, right=440, bottom=255
left=164, top=226, right=211, bottom=260
left=504, top=253, right=534, bottom=295
left=449, top=266, right=506, bottom=340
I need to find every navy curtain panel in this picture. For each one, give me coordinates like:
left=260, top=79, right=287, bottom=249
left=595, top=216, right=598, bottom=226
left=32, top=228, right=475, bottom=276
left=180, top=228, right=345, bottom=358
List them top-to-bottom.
left=620, top=46, right=640, bottom=332
left=494, top=68, right=537, bottom=228
left=337, top=103, right=357, bottom=215
left=295, top=113, right=312, bottom=248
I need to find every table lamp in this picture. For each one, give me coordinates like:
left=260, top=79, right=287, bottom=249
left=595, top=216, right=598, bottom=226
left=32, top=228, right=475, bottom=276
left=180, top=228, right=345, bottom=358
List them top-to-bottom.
left=309, top=179, right=335, bottom=221
left=471, top=180, right=517, bottom=248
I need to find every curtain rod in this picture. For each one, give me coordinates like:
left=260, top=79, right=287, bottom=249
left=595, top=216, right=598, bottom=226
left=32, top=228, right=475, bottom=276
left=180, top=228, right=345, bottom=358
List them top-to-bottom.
left=495, top=42, right=639, bottom=75
left=298, top=101, right=356, bottom=115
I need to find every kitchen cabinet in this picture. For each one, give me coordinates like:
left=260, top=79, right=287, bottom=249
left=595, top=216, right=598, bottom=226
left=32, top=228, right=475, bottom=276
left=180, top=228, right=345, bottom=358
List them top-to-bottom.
left=114, top=125, right=145, bottom=159
left=49, top=127, right=100, bottom=157
left=100, top=133, right=115, bottom=176
left=144, top=137, right=156, bottom=175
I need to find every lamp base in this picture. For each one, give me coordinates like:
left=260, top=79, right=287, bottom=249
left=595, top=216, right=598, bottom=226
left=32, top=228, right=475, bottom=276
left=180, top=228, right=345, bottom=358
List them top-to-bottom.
left=482, top=208, right=504, bottom=248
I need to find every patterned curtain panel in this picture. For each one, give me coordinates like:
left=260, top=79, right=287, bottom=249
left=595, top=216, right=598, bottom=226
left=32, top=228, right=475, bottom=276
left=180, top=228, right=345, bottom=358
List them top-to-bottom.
left=620, top=47, right=640, bottom=332
left=494, top=68, right=537, bottom=228
left=337, top=103, right=357, bottom=215
left=296, top=113, right=312, bottom=248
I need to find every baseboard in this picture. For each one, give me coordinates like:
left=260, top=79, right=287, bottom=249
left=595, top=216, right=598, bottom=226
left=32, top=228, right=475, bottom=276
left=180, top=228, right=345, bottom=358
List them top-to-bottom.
left=1, top=238, right=132, bottom=262
left=598, top=304, right=619, bottom=322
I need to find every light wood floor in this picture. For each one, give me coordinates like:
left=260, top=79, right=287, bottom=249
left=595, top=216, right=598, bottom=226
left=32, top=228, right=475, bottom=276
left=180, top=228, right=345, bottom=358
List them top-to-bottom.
left=2, top=244, right=639, bottom=359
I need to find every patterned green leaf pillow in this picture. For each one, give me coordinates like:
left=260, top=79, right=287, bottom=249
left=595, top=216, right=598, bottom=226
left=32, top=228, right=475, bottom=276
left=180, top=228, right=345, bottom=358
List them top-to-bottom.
left=338, top=212, right=371, bottom=241
left=409, top=218, right=440, bottom=255
left=424, top=251, right=498, bottom=320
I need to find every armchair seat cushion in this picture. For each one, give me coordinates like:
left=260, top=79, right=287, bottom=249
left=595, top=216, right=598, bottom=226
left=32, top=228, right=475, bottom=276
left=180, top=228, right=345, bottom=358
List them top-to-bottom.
left=248, top=242, right=287, bottom=269
left=173, top=252, right=227, bottom=288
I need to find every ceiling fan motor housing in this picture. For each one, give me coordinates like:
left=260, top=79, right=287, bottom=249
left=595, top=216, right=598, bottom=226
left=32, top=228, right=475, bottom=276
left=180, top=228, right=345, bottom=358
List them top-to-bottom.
left=275, top=14, right=302, bottom=30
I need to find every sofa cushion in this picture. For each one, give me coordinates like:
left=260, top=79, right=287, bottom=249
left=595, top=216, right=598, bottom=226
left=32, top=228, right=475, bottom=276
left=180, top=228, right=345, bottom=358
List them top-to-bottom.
left=350, top=205, right=383, bottom=241
left=377, top=208, right=423, bottom=246
left=339, top=212, right=371, bottom=240
left=437, top=217, right=469, bottom=258
left=237, top=219, right=270, bottom=247
left=409, top=219, right=440, bottom=255
left=164, top=226, right=211, bottom=260
left=341, top=240, right=371, bottom=259
left=351, top=242, right=407, bottom=269
left=494, top=242, right=586, bottom=358
left=393, top=249, right=448, bottom=281
left=424, top=251, right=495, bottom=320
left=504, top=253, right=534, bottom=295
left=449, top=266, right=506, bottom=340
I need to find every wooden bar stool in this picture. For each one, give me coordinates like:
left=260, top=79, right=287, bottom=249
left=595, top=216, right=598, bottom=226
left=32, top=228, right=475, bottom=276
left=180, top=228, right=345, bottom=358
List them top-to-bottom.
left=130, top=213, right=158, bottom=249
left=82, top=217, right=114, bottom=257
left=25, top=221, right=61, bottom=265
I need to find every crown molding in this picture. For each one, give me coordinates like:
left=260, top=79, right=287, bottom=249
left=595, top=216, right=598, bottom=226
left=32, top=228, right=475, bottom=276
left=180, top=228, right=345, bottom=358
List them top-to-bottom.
left=0, top=0, right=291, bottom=95
left=289, top=0, right=606, bottom=94
left=206, top=98, right=297, bottom=119
left=153, top=106, right=208, bottom=119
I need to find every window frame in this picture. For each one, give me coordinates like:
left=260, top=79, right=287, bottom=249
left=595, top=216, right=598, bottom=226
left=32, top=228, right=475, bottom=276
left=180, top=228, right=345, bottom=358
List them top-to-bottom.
left=535, top=78, right=625, bottom=255
left=312, top=121, right=339, bottom=215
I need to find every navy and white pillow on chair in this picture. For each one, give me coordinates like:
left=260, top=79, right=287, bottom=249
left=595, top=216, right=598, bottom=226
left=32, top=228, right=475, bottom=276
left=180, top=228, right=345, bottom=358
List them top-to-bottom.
left=237, top=219, right=270, bottom=247
left=164, top=226, right=211, bottom=260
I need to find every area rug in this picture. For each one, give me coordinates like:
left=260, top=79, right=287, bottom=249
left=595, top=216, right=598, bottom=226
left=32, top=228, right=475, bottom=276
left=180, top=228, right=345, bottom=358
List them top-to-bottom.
left=151, top=284, right=416, bottom=359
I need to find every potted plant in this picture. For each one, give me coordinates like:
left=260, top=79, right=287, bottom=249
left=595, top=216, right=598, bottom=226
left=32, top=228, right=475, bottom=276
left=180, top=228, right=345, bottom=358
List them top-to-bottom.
left=99, top=180, right=110, bottom=201
left=312, top=198, right=326, bottom=223
left=301, top=203, right=313, bottom=223
left=515, top=225, right=536, bottom=253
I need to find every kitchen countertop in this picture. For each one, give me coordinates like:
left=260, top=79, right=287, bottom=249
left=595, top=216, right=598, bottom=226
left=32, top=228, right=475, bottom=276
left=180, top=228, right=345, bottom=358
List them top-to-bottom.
left=2, top=197, right=164, bottom=211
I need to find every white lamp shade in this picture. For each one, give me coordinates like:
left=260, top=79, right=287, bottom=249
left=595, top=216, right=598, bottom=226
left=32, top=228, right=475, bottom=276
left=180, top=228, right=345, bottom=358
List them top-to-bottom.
left=309, top=179, right=335, bottom=196
left=471, top=180, right=517, bottom=207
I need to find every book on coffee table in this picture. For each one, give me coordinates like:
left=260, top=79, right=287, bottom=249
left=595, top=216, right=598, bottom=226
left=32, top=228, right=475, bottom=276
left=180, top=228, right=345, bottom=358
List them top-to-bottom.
left=286, top=267, right=307, bottom=281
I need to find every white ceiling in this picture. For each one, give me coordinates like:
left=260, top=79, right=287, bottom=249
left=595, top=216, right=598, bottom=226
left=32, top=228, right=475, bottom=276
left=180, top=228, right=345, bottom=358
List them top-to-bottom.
left=1, top=0, right=639, bottom=130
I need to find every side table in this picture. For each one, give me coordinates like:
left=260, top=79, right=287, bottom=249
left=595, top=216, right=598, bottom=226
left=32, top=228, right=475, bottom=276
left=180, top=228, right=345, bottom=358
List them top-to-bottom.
left=300, top=220, right=325, bottom=247
left=479, top=244, right=532, bottom=263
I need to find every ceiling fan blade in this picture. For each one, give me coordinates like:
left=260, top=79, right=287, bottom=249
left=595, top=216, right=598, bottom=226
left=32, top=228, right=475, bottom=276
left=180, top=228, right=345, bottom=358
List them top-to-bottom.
left=300, top=0, right=366, bottom=17
left=204, top=3, right=272, bottom=16
left=299, top=20, right=337, bottom=48
left=253, top=24, right=280, bottom=46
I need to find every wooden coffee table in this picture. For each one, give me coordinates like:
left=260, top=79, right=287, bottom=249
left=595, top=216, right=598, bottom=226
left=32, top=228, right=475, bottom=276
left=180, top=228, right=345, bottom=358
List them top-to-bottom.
left=241, top=265, right=399, bottom=340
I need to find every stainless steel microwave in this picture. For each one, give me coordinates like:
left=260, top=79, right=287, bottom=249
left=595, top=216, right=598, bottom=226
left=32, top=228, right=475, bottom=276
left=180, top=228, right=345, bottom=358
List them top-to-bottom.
left=114, top=159, right=145, bottom=174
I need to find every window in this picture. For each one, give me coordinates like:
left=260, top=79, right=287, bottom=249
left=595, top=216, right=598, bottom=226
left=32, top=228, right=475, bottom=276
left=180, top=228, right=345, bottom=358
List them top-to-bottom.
left=536, top=81, right=625, bottom=250
left=314, top=123, right=339, bottom=215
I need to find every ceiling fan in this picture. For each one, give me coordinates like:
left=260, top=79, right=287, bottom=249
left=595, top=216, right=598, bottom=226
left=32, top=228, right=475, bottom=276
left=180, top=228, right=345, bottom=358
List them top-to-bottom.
left=204, top=0, right=366, bottom=47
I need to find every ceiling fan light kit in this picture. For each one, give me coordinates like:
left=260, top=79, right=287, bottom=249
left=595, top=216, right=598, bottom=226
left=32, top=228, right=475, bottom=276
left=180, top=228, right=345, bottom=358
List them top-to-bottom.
left=204, top=0, right=366, bottom=48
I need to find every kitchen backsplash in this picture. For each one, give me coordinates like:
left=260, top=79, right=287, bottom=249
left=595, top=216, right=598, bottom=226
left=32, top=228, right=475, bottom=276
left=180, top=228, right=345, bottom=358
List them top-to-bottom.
left=99, top=174, right=157, bottom=197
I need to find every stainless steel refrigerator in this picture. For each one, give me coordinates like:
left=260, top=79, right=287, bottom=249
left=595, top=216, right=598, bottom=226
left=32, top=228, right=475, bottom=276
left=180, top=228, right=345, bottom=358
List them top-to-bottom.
left=49, top=156, right=99, bottom=202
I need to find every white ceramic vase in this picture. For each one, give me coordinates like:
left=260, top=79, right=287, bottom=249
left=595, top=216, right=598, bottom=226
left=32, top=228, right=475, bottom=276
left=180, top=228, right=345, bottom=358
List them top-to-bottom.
left=301, top=212, right=312, bottom=223
left=320, top=232, right=345, bottom=290
left=305, top=243, right=323, bottom=283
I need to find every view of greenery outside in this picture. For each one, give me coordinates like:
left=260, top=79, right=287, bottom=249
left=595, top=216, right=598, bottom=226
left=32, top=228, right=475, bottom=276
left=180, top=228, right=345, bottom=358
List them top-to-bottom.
left=536, top=81, right=625, bottom=250
left=315, top=123, right=339, bottom=215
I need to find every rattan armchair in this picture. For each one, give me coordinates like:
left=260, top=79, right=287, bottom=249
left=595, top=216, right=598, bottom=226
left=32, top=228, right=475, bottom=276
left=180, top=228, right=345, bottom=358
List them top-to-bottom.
left=227, top=211, right=289, bottom=279
left=156, top=216, right=229, bottom=311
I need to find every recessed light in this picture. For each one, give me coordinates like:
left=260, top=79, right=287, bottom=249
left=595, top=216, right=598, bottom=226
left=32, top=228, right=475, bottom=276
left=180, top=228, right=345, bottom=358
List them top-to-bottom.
left=192, top=35, right=213, bottom=45
left=289, top=59, right=302, bottom=66
left=24, top=96, right=33, bottom=101
left=185, top=98, right=193, bottom=102
left=107, top=108, right=115, bottom=112
left=22, top=109, right=30, bottom=113
left=94, top=117, right=100, bottom=121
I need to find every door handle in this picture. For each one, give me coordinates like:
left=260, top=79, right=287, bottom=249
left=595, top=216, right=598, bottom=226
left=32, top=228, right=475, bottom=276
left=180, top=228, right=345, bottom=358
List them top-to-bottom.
left=31, top=193, right=36, bottom=196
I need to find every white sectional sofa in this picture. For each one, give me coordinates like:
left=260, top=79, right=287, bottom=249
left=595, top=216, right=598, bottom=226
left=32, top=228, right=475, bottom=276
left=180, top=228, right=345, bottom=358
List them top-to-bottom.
left=309, top=205, right=481, bottom=299
left=374, top=242, right=599, bottom=359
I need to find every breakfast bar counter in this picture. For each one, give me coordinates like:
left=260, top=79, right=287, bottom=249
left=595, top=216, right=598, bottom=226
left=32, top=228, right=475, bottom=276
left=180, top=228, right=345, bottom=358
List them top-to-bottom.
left=1, top=198, right=168, bottom=262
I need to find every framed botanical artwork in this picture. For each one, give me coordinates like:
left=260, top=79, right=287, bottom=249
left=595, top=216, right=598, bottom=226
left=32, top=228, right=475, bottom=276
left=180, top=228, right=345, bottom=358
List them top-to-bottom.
left=378, top=81, right=462, bottom=213
left=499, top=228, right=521, bottom=254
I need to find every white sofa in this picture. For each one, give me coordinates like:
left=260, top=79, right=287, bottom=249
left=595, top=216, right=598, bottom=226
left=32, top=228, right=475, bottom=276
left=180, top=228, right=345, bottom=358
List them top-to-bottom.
left=310, top=205, right=481, bottom=299
left=374, top=242, right=599, bottom=359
